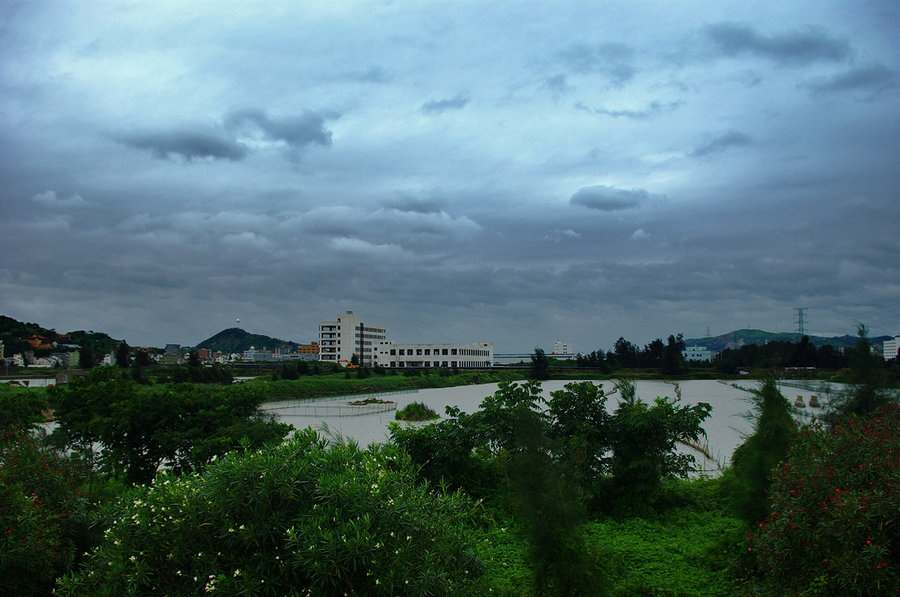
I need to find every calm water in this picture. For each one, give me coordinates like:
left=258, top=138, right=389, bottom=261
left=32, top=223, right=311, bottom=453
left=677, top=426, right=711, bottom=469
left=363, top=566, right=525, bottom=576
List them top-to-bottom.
left=268, top=379, right=832, bottom=473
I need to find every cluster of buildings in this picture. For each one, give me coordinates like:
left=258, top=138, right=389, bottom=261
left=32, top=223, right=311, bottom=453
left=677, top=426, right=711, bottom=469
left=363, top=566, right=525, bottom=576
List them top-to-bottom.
left=318, top=311, right=493, bottom=369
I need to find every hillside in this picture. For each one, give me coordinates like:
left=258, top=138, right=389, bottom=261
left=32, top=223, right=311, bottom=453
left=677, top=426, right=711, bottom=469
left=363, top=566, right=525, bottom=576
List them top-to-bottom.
left=0, top=315, right=120, bottom=355
left=195, top=328, right=300, bottom=354
left=683, top=329, right=889, bottom=353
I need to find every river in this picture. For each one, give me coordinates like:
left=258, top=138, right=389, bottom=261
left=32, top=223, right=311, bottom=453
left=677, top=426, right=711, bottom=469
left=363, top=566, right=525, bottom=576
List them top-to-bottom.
left=263, top=379, right=834, bottom=474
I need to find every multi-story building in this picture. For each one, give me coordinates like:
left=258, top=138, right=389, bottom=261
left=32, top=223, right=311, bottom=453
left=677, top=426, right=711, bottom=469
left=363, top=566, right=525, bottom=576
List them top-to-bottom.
left=318, top=312, right=387, bottom=366
left=884, top=336, right=900, bottom=361
left=372, top=341, right=493, bottom=369
left=553, top=341, right=573, bottom=355
left=298, top=342, right=319, bottom=354
left=683, top=345, right=713, bottom=362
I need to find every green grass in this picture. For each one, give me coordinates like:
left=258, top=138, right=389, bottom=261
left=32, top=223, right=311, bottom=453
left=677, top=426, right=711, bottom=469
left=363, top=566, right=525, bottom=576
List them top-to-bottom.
left=255, top=370, right=524, bottom=401
left=584, top=478, right=745, bottom=597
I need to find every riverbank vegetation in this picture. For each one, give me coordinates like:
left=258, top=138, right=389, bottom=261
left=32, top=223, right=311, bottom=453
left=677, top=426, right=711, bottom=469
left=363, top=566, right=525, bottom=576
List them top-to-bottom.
left=1, top=328, right=898, bottom=595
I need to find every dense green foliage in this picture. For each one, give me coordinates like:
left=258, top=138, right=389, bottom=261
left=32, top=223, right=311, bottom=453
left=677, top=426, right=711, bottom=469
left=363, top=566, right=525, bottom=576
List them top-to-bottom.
left=50, top=368, right=290, bottom=483
left=728, top=377, right=795, bottom=523
left=0, top=391, right=93, bottom=597
left=395, top=401, right=439, bottom=421
left=749, top=405, right=899, bottom=595
left=57, top=428, right=484, bottom=596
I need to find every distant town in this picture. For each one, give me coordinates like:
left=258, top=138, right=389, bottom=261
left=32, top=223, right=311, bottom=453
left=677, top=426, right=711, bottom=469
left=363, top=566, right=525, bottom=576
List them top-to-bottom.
left=2, top=310, right=899, bottom=379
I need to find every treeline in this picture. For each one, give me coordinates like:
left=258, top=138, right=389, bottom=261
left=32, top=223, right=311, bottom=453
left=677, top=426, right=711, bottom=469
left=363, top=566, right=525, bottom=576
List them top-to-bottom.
left=575, top=333, right=870, bottom=373
left=575, top=334, right=689, bottom=373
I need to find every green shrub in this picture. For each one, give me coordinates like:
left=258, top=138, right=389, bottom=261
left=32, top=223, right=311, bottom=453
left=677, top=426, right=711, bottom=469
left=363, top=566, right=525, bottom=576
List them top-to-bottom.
left=395, top=401, right=439, bottom=421
left=749, top=405, right=899, bottom=595
left=57, top=428, right=484, bottom=596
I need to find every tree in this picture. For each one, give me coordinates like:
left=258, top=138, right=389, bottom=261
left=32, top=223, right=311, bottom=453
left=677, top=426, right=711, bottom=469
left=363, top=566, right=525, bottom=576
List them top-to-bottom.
left=828, top=323, right=897, bottom=421
left=661, top=334, right=686, bottom=375
left=613, top=337, right=639, bottom=369
left=115, top=340, right=131, bottom=368
left=79, top=343, right=96, bottom=369
left=530, top=347, right=550, bottom=380
left=50, top=369, right=290, bottom=483
left=728, top=377, right=795, bottom=523
left=607, top=379, right=711, bottom=502
left=547, top=381, right=611, bottom=488
left=57, top=429, right=484, bottom=596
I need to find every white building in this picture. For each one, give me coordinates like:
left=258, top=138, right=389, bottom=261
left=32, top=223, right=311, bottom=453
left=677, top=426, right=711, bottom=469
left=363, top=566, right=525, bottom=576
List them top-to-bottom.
left=318, top=311, right=387, bottom=367
left=884, top=336, right=900, bottom=361
left=372, top=341, right=493, bottom=369
left=552, top=341, right=573, bottom=355
left=683, top=345, right=713, bottom=362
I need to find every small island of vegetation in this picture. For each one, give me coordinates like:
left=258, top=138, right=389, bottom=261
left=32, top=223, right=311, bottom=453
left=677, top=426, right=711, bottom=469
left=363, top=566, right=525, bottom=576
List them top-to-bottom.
left=395, top=401, right=439, bottom=421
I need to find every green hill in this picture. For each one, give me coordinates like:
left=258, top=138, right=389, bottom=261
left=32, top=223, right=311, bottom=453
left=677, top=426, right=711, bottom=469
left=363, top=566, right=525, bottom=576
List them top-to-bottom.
left=195, top=328, right=299, bottom=354
left=683, top=329, right=888, bottom=353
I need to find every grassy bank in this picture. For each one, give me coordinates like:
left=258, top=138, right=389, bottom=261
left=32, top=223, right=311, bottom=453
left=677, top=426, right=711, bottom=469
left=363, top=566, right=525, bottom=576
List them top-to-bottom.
left=254, top=369, right=525, bottom=401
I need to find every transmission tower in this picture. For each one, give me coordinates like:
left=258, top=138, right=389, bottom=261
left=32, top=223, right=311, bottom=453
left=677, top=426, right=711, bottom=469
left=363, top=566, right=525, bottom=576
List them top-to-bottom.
left=794, top=308, right=808, bottom=336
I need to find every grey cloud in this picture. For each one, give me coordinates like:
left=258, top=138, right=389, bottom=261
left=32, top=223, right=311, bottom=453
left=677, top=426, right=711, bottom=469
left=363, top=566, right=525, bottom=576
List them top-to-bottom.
left=703, top=22, right=851, bottom=65
left=560, top=42, right=636, bottom=85
left=804, top=63, right=897, bottom=97
left=348, top=66, right=390, bottom=83
left=544, top=74, right=571, bottom=94
left=420, top=95, right=470, bottom=115
left=574, top=100, right=683, bottom=120
left=225, top=109, right=335, bottom=148
left=115, top=129, right=247, bottom=162
left=690, top=130, right=752, bottom=157
left=570, top=185, right=648, bottom=211
left=31, top=190, right=87, bottom=207
left=384, top=197, right=446, bottom=214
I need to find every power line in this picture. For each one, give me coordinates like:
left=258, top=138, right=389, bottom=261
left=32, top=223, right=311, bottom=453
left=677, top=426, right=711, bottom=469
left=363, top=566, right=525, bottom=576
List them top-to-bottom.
left=794, top=307, right=808, bottom=336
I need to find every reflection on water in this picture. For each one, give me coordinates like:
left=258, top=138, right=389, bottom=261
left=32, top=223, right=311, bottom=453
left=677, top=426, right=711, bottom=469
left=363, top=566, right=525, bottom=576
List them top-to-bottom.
left=271, top=379, right=833, bottom=474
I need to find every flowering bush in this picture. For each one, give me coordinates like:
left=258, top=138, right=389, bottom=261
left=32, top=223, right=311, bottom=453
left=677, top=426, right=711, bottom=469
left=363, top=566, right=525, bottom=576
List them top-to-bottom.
left=749, top=405, right=899, bottom=595
left=0, top=426, right=91, bottom=597
left=56, top=428, right=483, bottom=596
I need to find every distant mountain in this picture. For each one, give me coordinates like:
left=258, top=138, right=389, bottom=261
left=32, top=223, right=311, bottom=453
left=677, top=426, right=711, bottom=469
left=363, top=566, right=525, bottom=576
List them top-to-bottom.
left=195, top=328, right=300, bottom=354
left=683, top=329, right=890, bottom=353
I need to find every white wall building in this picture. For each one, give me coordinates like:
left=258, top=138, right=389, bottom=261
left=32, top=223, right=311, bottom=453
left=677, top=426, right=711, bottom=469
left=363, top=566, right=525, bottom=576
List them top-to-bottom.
left=318, top=311, right=387, bottom=367
left=884, top=336, right=900, bottom=361
left=372, top=341, right=493, bottom=369
left=552, top=341, right=573, bottom=355
left=683, top=345, right=713, bottom=362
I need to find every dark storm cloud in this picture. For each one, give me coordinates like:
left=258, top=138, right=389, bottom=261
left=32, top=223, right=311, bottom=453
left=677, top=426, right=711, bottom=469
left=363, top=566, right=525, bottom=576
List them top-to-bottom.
left=703, top=22, right=852, bottom=65
left=560, top=42, right=636, bottom=85
left=803, top=63, right=898, bottom=97
left=420, top=95, right=470, bottom=115
left=574, top=100, right=683, bottom=119
left=224, top=109, right=335, bottom=148
left=115, top=130, right=247, bottom=162
left=690, top=130, right=752, bottom=157
left=570, top=185, right=648, bottom=211
left=383, top=197, right=446, bottom=214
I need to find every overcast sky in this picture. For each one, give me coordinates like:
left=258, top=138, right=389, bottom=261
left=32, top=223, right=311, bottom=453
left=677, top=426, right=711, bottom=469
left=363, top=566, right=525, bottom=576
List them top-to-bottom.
left=2, top=1, right=898, bottom=352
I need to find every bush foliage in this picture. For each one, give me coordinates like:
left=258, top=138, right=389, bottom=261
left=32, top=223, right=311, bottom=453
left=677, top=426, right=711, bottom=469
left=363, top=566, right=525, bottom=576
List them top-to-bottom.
left=749, top=405, right=899, bottom=595
left=57, top=428, right=484, bottom=596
